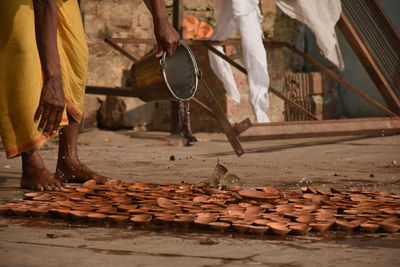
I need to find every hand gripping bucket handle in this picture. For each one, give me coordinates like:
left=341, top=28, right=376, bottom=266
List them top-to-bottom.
left=130, top=42, right=200, bottom=102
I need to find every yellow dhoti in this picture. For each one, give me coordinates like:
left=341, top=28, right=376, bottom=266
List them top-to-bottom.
left=0, top=0, right=88, bottom=158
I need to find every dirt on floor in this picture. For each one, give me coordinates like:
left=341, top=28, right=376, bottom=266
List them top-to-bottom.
left=0, top=130, right=399, bottom=267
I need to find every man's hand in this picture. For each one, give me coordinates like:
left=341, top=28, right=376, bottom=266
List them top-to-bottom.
left=154, top=19, right=180, bottom=57
left=34, top=76, right=65, bottom=135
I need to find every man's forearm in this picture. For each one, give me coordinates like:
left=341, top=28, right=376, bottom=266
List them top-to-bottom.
left=33, top=0, right=61, bottom=79
left=145, top=0, right=169, bottom=23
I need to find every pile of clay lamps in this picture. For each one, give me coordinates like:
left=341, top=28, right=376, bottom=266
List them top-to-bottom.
left=0, top=179, right=399, bottom=236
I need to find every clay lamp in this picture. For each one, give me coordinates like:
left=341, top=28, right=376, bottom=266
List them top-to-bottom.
left=105, top=179, right=122, bottom=187
left=82, top=180, right=97, bottom=188
left=75, top=187, right=93, bottom=194
left=262, top=187, right=280, bottom=195
left=301, top=187, right=318, bottom=194
left=330, top=187, right=342, bottom=194
left=60, top=188, right=76, bottom=193
left=238, top=190, right=277, bottom=201
left=24, top=192, right=43, bottom=199
left=33, top=193, right=52, bottom=201
left=157, top=197, right=176, bottom=209
left=0, top=205, right=10, bottom=215
left=73, top=205, right=93, bottom=212
left=117, top=205, right=139, bottom=212
left=10, top=206, right=29, bottom=216
left=29, top=206, right=50, bottom=217
left=245, top=206, right=265, bottom=214
left=96, top=207, right=117, bottom=214
left=53, top=208, right=71, bottom=220
left=70, top=210, right=89, bottom=220
left=87, top=212, right=108, bottom=222
left=130, top=214, right=152, bottom=225
left=108, top=215, right=130, bottom=224
left=155, top=215, right=175, bottom=224
left=295, top=215, right=315, bottom=224
left=174, top=216, right=195, bottom=226
left=194, top=217, right=211, bottom=227
left=253, top=219, right=270, bottom=226
left=336, top=220, right=361, bottom=232
left=209, top=221, right=231, bottom=232
left=267, top=222, right=291, bottom=235
left=309, top=222, right=331, bottom=233
left=360, top=223, right=380, bottom=233
left=379, top=223, right=400, bottom=233
left=232, top=224, right=251, bottom=233
left=289, top=224, right=311, bottom=236
left=249, top=225, right=269, bottom=235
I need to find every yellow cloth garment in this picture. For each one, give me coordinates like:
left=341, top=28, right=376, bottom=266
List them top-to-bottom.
left=0, top=0, right=88, bottom=158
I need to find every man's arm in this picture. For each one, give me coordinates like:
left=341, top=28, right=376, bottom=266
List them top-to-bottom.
left=33, top=0, right=65, bottom=135
left=145, top=0, right=180, bottom=57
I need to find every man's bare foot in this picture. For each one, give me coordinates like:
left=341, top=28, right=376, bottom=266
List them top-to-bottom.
left=21, top=151, right=63, bottom=191
left=55, top=157, right=109, bottom=184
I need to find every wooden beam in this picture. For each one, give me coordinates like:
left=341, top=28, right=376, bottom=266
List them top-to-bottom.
left=337, top=12, right=400, bottom=115
left=199, top=79, right=245, bottom=156
left=86, top=86, right=133, bottom=97
left=239, top=117, right=400, bottom=141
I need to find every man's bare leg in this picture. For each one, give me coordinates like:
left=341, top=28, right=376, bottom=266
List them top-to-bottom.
left=55, top=115, right=108, bottom=183
left=20, top=151, right=63, bottom=191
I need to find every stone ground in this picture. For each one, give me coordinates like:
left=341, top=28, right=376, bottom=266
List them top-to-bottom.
left=1, top=130, right=400, bottom=267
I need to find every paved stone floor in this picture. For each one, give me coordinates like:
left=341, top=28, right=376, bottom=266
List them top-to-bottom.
left=1, top=130, right=399, bottom=266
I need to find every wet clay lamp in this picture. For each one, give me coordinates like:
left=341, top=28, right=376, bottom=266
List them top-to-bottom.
left=83, top=179, right=97, bottom=188
left=0, top=205, right=9, bottom=216
left=10, top=206, right=29, bottom=216
left=29, top=206, right=50, bottom=217
left=70, top=210, right=89, bottom=220
left=88, top=212, right=108, bottom=222
left=130, top=214, right=152, bottom=225
left=108, top=215, right=130, bottom=224
left=335, top=220, right=360, bottom=232
left=209, top=222, right=231, bottom=232
left=268, top=222, right=291, bottom=235
left=309, top=222, right=331, bottom=233
left=360, top=223, right=380, bottom=233
left=380, top=223, right=400, bottom=233
left=232, top=224, right=251, bottom=233
left=289, top=224, right=311, bottom=236
left=249, top=225, right=269, bottom=235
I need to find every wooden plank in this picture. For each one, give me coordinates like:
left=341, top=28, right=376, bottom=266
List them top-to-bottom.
left=337, top=13, right=400, bottom=115
left=104, top=38, right=137, bottom=61
left=199, top=79, right=245, bottom=156
left=86, top=86, right=133, bottom=97
left=239, top=117, right=400, bottom=141
left=233, top=118, right=252, bottom=135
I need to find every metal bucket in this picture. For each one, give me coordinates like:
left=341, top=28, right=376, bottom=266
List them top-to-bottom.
left=130, top=42, right=199, bottom=102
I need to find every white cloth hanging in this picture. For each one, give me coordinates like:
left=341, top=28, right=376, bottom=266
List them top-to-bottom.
left=209, top=0, right=270, bottom=123
left=275, top=0, right=345, bottom=70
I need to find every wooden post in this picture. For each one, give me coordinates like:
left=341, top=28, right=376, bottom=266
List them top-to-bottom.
left=170, top=0, right=184, bottom=134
